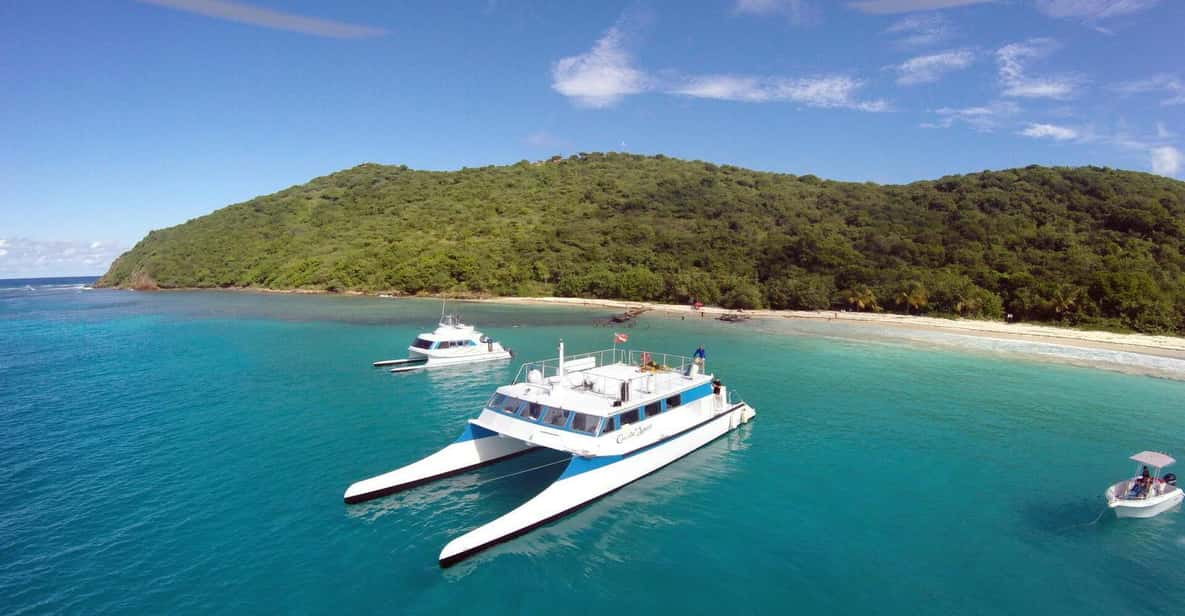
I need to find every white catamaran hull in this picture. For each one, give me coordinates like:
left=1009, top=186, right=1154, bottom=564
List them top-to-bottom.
left=418, top=351, right=512, bottom=367
left=438, top=402, right=756, bottom=566
left=344, top=426, right=534, bottom=504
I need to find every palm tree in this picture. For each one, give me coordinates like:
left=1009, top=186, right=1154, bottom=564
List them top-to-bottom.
left=894, top=281, right=928, bottom=314
left=1049, top=285, right=1081, bottom=317
left=844, top=286, right=879, bottom=312
left=955, top=294, right=982, bottom=316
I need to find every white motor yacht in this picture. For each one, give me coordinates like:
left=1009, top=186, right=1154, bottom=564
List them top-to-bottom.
left=372, top=313, right=511, bottom=373
left=346, top=341, right=757, bottom=566
left=1104, top=451, right=1182, bottom=518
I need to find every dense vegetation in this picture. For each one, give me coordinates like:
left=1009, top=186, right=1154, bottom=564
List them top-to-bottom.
left=98, top=153, right=1185, bottom=334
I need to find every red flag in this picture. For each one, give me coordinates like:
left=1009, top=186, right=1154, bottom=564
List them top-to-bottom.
left=614, top=332, right=628, bottom=343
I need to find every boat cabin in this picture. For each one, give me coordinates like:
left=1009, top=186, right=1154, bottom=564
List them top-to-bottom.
left=469, top=347, right=727, bottom=456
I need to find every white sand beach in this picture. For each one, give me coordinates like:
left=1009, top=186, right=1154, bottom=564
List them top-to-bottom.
left=473, top=296, right=1185, bottom=362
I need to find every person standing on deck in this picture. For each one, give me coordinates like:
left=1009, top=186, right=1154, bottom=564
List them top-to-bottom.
left=693, top=345, right=706, bottom=366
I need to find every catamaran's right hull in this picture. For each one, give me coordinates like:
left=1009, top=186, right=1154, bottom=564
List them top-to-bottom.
left=438, top=402, right=756, bottom=566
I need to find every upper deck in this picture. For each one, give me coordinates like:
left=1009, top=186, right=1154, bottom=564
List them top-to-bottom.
left=499, top=348, right=711, bottom=418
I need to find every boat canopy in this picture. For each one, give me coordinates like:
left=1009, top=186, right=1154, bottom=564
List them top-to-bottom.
left=1130, top=451, right=1175, bottom=468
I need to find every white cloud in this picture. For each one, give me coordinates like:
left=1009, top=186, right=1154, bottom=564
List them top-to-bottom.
left=137, top=0, right=386, bottom=38
left=734, top=0, right=820, bottom=24
left=847, top=0, right=992, bottom=14
left=1034, top=0, right=1160, bottom=20
left=885, top=13, right=955, bottom=47
left=553, top=19, right=887, bottom=112
left=551, top=26, right=647, bottom=108
left=995, top=39, right=1081, bottom=99
left=892, top=49, right=974, bottom=85
left=671, top=74, right=888, bottom=111
left=1113, top=75, right=1185, bottom=106
left=922, top=100, right=1020, bottom=131
left=1020, top=122, right=1079, bottom=140
left=1156, top=122, right=1174, bottom=139
left=523, top=131, right=571, bottom=148
left=1150, top=146, right=1183, bottom=177
left=0, top=237, right=125, bottom=278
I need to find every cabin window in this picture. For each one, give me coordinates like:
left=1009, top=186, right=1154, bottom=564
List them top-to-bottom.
left=412, top=338, right=433, bottom=349
left=467, top=340, right=477, bottom=347
left=488, top=393, right=507, bottom=409
left=665, top=394, right=682, bottom=410
left=500, top=396, right=523, bottom=415
left=497, top=398, right=521, bottom=416
left=644, top=401, right=661, bottom=419
left=524, top=402, right=544, bottom=421
left=543, top=407, right=571, bottom=427
left=619, top=408, right=640, bottom=426
left=570, top=413, right=599, bottom=434
left=600, top=417, right=617, bottom=435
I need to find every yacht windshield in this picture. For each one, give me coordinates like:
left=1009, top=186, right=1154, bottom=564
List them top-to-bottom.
left=411, top=337, right=433, bottom=349
left=570, top=413, right=599, bottom=434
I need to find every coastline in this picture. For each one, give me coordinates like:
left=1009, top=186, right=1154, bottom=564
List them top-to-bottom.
left=111, top=286, right=1185, bottom=362
left=468, top=296, right=1185, bottom=361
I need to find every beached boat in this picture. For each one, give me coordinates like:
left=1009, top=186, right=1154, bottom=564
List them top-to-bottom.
left=372, top=313, right=512, bottom=373
left=346, top=342, right=757, bottom=566
left=1104, top=451, right=1182, bottom=518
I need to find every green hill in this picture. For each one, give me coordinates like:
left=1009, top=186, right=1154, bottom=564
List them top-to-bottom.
left=98, top=153, right=1185, bottom=334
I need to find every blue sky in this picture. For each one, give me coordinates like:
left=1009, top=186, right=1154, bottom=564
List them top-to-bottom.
left=2, top=0, right=1183, bottom=277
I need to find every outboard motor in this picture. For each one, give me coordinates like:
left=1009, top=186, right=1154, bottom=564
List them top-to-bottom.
left=1164, top=473, right=1176, bottom=486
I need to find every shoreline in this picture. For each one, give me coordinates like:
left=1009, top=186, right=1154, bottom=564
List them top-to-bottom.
left=110, top=286, right=1185, bottom=360
left=470, top=296, right=1185, bottom=361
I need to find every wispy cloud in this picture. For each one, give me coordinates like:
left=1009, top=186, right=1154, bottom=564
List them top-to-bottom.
left=137, top=0, right=386, bottom=39
left=734, top=0, right=821, bottom=25
left=847, top=0, right=992, bottom=15
left=1034, top=0, right=1160, bottom=20
left=885, top=13, right=955, bottom=47
left=552, top=19, right=887, bottom=112
left=551, top=26, right=648, bottom=108
left=996, top=39, right=1082, bottom=99
left=891, top=49, right=974, bottom=85
left=671, top=74, right=888, bottom=111
left=1113, top=75, right=1185, bottom=106
left=922, top=100, right=1019, bottom=131
left=1019, top=122, right=1079, bottom=140
left=523, top=130, right=571, bottom=149
left=1150, top=146, right=1183, bottom=177
left=0, top=238, right=125, bottom=278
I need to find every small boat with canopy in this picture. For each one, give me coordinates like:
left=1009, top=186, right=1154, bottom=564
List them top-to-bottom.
left=1104, top=451, right=1182, bottom=518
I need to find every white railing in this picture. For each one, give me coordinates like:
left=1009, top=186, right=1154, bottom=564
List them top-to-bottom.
left=512, top=348, right=702, bottom=400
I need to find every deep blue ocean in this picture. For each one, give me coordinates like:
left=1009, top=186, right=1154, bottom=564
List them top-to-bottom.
left=2, top=278, right=1184, bottom=614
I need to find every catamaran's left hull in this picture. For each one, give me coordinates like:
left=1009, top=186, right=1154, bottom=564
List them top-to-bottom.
left=438, top=402, right=756, bottom=566
left=344, top=426, right=535, bottom=504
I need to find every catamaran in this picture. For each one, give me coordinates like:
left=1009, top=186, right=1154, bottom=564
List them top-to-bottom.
left=372, top=312, right=512, bottom=373
left=346, top=341, right=757, bottom=566
left=1104, top=451, right=1182, bottom=518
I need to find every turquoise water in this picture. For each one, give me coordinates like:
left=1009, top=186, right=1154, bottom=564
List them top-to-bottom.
left=2, top=281, right=1184, bottom=614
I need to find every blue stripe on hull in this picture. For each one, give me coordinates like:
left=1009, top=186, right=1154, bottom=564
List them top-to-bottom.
left=559, top=404, right=744, bottom=479
left=454, top=423, right=498, bottom=442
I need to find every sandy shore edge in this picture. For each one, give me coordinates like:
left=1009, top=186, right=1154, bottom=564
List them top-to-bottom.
left=120, top=286, right=1185, bottom=360
left=468, top=296, right=1185, bottom=360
